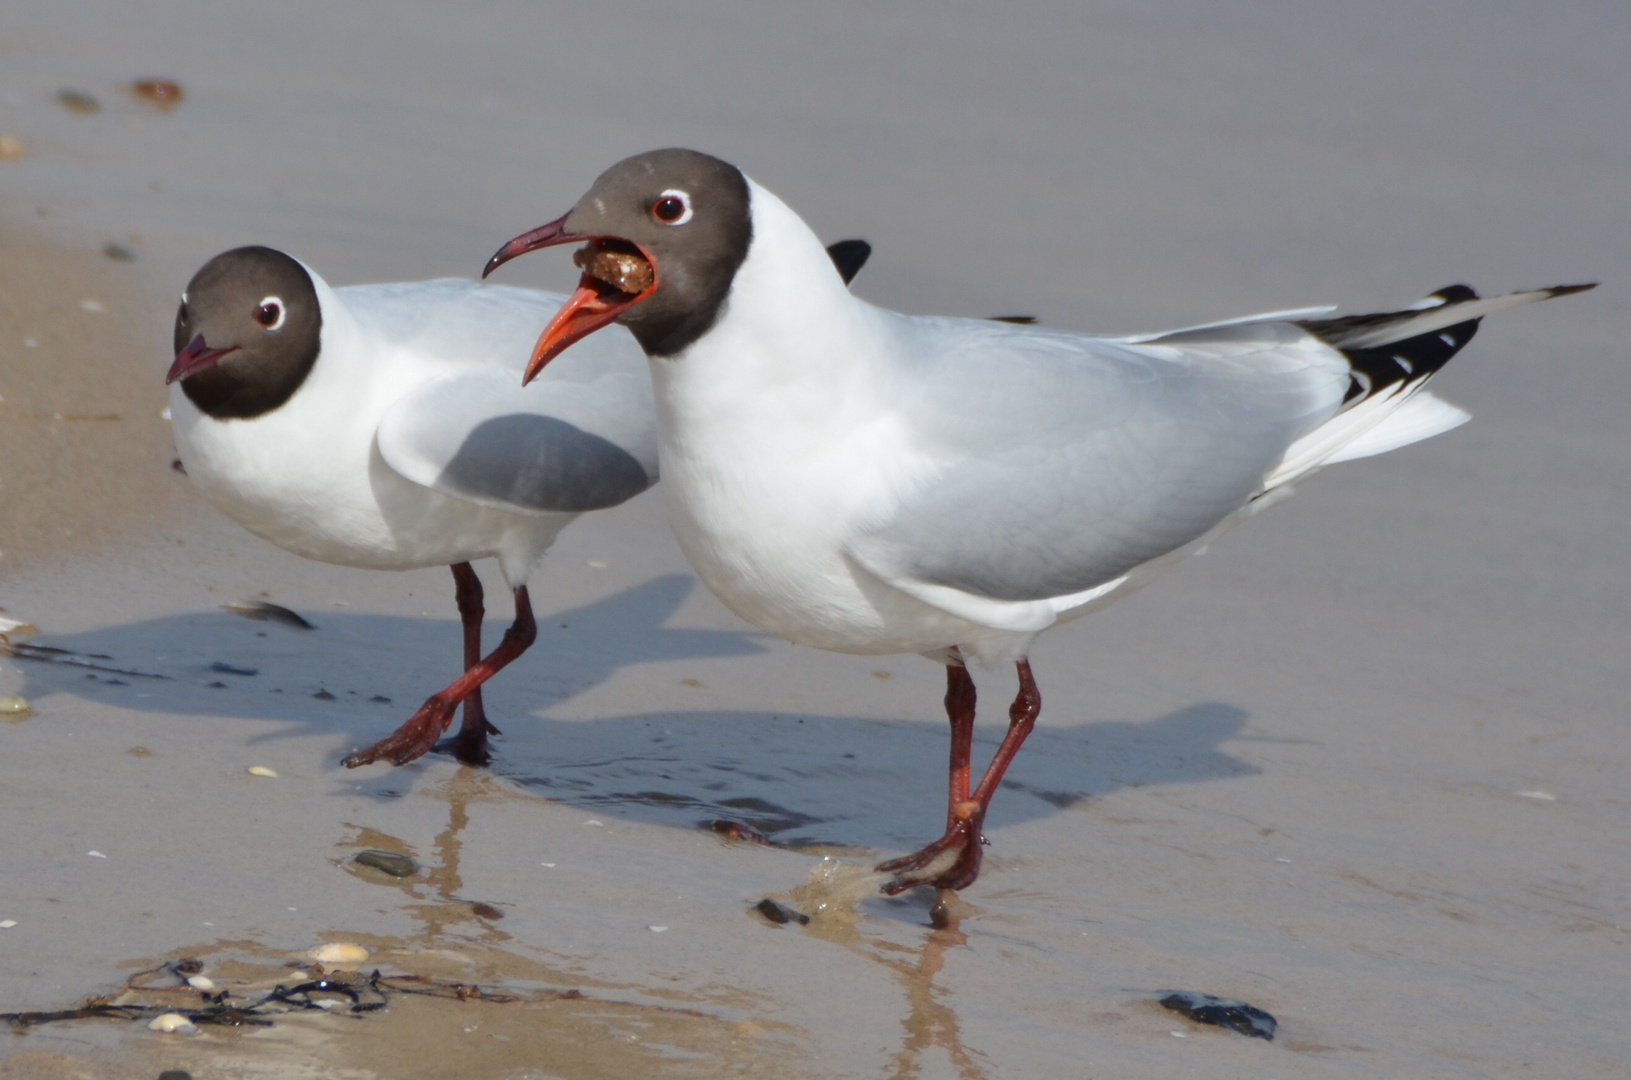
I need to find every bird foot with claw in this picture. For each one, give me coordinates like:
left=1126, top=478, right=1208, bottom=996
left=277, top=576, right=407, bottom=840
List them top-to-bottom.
left=342, top=697, right=458, bottom=768
left=876, top=819, right=985, bottom=894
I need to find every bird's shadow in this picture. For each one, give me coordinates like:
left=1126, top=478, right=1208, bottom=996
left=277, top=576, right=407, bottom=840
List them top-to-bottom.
left=12, top=572, right=1256, bottom=849
left=485, top=699, right=1255, bottom=851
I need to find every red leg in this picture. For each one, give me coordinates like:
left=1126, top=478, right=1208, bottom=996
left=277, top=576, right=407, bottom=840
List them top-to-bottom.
left=437, top=563, right=503, bottom=765
left=342, top=584, right=536, bottom=769
left=942, top=659, right=977, bottom=831
left=877, top=660, right=1042, bottom=895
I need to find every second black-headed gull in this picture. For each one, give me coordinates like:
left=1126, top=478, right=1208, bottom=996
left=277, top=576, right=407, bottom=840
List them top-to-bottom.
left=484, top=148, right=1593, bottom=902
left=168, top=241, right=873, bottom=768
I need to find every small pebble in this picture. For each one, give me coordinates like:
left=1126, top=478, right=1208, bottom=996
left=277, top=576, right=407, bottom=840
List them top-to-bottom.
left=132, top=79, right=184, bottom=109
left=57, top=89, right=100, bottom=114
left=0, top=136, right=26, bottom=161
left=102, top=243, right=135, bottom=262
left=574, top=244, right=654, bottom=294
left=79, top=298, right=105, bottom=311
left=210, top=661, right=258, bottom=676
left=312, top=689, right=335, bottom=701
left=0, top=696, right=31, bottom=716
left=128, top=747, right=153, bottom=757
left=246, top=765, right=278, bottom=778
left=1518, top=790, right=1557, bottom=801
left=584, top=819, right=604, bottom=827
left=353, top=849, right=417, bottom=877
left=753, top=898, right=810, bottom=926
left=470, top=902, right=503, bottom=920
left=0, top=920, right=16, bottom=929
left=648, top=925, right=668, bottom=933
left=309, top=942, right=369, bottom=964
left=173, top=959, right=204, bottom=975
left=186, top=975, right=215, bottom=990
left=1159, top=991, right=1277, bottom=1041
left=147, top=1012, right=198, bottom=1034
left=157, top=1070, right=195, bottom=1080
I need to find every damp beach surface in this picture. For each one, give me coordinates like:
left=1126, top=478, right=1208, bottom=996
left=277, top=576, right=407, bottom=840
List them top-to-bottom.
left=2, top=3, right=1630, bottom=1078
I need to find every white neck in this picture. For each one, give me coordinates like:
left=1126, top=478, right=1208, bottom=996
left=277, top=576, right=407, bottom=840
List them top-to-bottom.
left=649, top=179, right=889, bottom=423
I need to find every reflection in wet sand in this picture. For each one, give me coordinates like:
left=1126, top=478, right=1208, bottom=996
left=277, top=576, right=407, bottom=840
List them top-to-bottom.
left=790, top=862, right=989, bottom=1079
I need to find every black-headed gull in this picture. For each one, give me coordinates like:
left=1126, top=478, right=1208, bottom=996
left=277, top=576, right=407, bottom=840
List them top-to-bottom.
left=484, top=148, right=1592, bottom=899
left=167, top=241, right=873, bottom=769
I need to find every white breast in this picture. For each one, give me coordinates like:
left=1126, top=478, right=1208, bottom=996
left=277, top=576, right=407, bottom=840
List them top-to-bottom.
left=170, top=276, right=573, bottom=580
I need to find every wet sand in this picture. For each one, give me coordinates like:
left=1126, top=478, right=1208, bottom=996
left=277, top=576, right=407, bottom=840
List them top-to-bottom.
left=3, top=3, right=1630, bottom=1077
left=0, top=229, right=192, bottom=571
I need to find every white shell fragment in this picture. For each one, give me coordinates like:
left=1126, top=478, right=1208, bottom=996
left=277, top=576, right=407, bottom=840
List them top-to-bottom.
left=0, top=615, right=35, bottom=642
left=246, top=766, right=278, bottom=778
left=1518, top=790, right=1557, bottom=801
left=0, top=920, right=17, bottom=929
left=647, top=925, right=668, bottom=933
left=309, top=942, right=370, bottom=964
left=187, top=975, right=216, bottom=990
left=154, top=1016, right=199, bottom=1036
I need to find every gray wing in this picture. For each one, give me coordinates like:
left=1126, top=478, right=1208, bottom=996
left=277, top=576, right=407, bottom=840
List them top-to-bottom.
left=847, top=316, right=1350, bottom=605
left=377, top=337, right=657, bottom=515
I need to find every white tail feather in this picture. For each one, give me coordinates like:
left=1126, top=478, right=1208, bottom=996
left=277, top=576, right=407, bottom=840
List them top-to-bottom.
left=1265, top=388, right=1468, bottom=490
left=1323, top=391, right=1470, bottom=465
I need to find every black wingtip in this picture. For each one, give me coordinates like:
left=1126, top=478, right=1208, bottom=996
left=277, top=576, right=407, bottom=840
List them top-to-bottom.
left=824, top=239, right=871, bottom=286
left=1544, top=282, right=1598, bottom=298
left=1430, top=283, right=1479, bottom=303
left=988, top=314, right=1039, bottom=325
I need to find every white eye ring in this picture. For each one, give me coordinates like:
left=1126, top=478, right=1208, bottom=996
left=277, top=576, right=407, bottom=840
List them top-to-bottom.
left=652, top=189, right=693, bottom=226
left=254, top=295, right=287, bottom=331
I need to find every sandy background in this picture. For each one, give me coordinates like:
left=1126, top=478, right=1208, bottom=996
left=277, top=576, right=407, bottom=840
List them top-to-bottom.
left=1, top=2, right=1628, bottom=1077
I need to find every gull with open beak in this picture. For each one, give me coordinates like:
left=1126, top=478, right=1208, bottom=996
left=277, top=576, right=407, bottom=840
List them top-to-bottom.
left=485, top=147, right=1593, bottom=906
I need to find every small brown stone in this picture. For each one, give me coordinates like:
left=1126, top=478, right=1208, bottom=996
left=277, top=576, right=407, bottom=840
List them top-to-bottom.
left=132, top=79, right=184, bottom=110
left=574, top=245, right=653, bottom=295
left=353, top=849, right=417, bottom=877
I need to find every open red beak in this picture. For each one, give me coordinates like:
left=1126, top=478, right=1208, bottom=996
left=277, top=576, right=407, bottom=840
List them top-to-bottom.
left=483, top=215, right=656, bottom=385
left=167, top=333, right=240, bottom=384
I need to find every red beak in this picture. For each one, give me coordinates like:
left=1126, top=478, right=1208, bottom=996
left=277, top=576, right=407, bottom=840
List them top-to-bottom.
left=483, top=215, right=656, bottom=385
left=167, top=333, right=240, bottom=384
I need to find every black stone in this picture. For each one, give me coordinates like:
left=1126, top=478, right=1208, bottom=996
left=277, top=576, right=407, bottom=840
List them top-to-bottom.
left=210, top=661, right=258, bottom=676
left=753, top=898, right=809, bottom=926
left=1159, top=991, right=1276, bottom=1040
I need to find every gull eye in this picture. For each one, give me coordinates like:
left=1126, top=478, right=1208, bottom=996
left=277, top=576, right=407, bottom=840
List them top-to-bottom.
left=651, top=189, right=693, bottom=225
left=254, top=295, right=286, bottom=330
